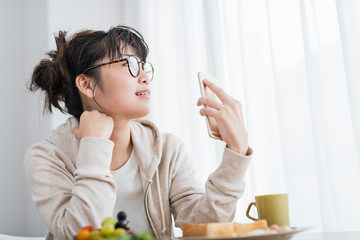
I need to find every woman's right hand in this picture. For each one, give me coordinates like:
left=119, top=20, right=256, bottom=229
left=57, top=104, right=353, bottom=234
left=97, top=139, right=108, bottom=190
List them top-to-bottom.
left=73, top=110, right=114, bottom=140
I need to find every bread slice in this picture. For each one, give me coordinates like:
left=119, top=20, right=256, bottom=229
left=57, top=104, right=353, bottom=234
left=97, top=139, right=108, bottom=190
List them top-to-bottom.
left=182, top=220, right=268, bottom=237
left=233, top=220, right=268, bottom=234
left=182, top=223, right=207, bottom=237
left=207, top=223, right=235, bottom=237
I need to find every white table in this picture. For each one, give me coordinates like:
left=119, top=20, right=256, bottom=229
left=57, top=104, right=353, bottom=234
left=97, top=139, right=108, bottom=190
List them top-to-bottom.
left=1, top=231, right=359, bottom=240
left=292, top=231, right=360, bottom=240
left=0, top=234, right=44, bottom=240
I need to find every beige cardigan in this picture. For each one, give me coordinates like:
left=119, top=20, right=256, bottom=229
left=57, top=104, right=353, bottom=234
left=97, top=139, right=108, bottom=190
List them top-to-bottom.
left=24, top=117, right=252, bottom=240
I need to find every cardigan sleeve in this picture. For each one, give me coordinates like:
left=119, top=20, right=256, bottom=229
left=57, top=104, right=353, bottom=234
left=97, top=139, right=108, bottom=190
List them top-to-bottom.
left=24, top=137, right=116, bottom=240
left=169, top=139, right=252, bottom=227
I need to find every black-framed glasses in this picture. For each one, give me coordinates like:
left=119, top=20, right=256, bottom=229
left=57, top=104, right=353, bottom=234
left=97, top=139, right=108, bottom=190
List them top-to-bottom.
left=82, top=55, right=154, bottom=81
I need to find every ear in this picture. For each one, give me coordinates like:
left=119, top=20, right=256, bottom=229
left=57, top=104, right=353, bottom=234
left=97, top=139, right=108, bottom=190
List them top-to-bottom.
left=75, top=75, right=94, bottom=99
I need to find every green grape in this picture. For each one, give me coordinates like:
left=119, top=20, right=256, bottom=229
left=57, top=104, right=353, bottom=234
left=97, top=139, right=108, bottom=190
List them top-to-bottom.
left=102, top=217, right=116, bottom=227
left=101, top=223, right=115, bottom=237
left=112, top=228, right=127, bottom=237
left=89, top=230, right=103, bottom=240
left=134, top=232, right=153, bottom=240
left=142, top=232, right=154, bottom=240
left=116, top=234, right=132, bottom=240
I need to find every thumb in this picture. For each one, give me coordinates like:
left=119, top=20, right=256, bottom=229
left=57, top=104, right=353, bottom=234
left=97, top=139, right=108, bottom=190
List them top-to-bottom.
left=72, top=127, right=80, bottom=140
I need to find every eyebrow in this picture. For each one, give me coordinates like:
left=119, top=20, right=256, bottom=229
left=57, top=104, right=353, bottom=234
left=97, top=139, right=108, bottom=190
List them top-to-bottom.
left=110, top=53, right=133, bottom=61
left=121, top=54, right=143, bottom=62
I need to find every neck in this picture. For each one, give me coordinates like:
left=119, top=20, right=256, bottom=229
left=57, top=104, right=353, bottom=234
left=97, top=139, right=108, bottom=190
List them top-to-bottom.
left=110, top=117, right=133, bottom=171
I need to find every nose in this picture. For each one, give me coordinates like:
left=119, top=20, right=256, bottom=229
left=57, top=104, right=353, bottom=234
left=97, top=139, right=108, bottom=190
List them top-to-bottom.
left=138, top=70, right=150, bottom=85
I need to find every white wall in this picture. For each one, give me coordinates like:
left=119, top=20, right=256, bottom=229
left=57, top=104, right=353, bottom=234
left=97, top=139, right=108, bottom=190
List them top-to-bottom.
left=0, top=0, right=50, bottom=236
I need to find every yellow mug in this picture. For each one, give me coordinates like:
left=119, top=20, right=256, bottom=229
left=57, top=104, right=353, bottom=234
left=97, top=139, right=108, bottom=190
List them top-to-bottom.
left=246, top=193, right=290, bottom=226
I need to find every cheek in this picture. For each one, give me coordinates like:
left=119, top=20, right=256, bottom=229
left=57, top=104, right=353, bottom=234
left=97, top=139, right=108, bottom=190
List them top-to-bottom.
left=100, top=78, right=135, bottom=106
left=106, top=83, right=133, bottom=101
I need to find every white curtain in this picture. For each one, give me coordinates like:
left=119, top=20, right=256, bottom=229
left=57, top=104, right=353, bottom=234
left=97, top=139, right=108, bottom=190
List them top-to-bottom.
left=114, top=0, right=360, bottom=232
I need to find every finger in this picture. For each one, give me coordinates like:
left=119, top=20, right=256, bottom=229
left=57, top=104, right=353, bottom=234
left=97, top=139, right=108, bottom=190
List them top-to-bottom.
left=203, top=79, right=231, bottom=104
left=197, top=97, right=222, bottom=110
left=199, top=107, right=218, bottom=118
left=72, top=126, right=79, bottom=133
left=72, top=127, right=80, bottom=140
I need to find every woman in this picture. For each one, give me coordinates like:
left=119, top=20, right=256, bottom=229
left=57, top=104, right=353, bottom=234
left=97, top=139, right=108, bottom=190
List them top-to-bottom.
left=25, top=25, right=252, bottom=240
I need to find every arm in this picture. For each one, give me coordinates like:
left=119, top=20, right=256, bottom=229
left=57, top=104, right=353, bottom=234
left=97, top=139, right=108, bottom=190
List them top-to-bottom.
left=171, top=78, right=251, bottom=226
left=24, top=137, right=116, bottom=240
left=169, top=140, right=252, bottom=227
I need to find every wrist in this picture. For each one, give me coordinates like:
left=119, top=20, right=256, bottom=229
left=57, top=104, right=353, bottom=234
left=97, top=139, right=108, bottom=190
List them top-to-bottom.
left=85, top=131, right=111, bottom=140
left=227, top=144, right=249, bottom=155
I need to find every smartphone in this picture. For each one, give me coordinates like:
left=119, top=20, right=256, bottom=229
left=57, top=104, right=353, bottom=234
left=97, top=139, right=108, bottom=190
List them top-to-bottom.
left=198, top=72, right=223, bottom=140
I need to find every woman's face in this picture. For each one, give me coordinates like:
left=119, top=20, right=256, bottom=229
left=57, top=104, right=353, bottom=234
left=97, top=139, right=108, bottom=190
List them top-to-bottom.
left=92, top=48, right=151, bottom=121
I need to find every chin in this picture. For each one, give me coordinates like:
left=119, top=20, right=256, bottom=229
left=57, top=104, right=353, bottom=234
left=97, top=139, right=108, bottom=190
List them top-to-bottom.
left=132, top=107, right=151, bottom=119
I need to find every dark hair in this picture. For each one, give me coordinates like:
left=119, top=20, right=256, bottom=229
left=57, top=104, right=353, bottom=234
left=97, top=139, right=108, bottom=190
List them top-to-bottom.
left=30, top=25, right=149, bottom=119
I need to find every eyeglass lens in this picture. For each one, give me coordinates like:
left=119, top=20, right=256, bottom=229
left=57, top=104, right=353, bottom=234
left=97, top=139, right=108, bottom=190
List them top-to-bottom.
left=127, top=56, right=153, bottom=81
left=127, top=57, right=139, bottom=77
left=143, top=63, right=153, bottom=78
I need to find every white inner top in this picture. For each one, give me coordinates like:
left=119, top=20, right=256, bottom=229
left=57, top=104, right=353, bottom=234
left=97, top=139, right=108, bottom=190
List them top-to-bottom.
left=111, top=150, right=151, bottom=232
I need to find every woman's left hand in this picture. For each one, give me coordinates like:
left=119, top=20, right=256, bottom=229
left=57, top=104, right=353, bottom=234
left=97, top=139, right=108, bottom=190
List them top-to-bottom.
left=197, top=79, right=249, bottom=155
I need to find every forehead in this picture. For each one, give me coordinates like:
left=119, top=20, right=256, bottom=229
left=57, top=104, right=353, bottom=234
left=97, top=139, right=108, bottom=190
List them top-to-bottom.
left=107, top=41, right=143, bottom=61
left=120, top=46, right=137, bottom=57
left=102, top=49, right=140, bottom=64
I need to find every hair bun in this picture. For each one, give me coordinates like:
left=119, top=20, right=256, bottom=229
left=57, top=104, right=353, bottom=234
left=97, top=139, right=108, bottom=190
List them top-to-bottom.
left=30, top=31, right=71, bottom=113
left=49, top=31, right=71, bottom=84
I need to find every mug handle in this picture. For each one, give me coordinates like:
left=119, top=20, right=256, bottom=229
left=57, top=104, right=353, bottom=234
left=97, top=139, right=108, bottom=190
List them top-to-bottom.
left=246, top=202, right=259, bottom=221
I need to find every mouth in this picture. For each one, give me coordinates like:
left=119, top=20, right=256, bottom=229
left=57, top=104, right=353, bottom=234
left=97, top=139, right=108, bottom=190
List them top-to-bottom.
left=135, top=89, right=151, bottom=97
left=135, top=92, right=150, bottom=96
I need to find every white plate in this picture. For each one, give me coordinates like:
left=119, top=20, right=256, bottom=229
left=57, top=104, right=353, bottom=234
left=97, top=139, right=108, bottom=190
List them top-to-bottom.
left=176, top=227, right=310, bottom=240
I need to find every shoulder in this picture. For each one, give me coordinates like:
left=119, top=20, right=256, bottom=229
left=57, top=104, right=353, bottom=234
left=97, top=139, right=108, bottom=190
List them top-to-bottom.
left=24, top=117, right=78, bottom=173
left=47, top=117, right=78, bottom=144
left=161, top=132, right=184, bottom=149
left=24, top=139, right=73, bottom=188
left=25, top=139, right=62, bottom=166
left=25, top=141, right=48, bottom=169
